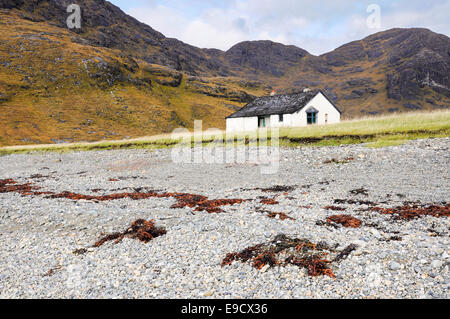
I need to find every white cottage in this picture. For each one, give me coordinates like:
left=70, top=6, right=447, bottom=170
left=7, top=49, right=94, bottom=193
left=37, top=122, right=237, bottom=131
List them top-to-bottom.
left=226, top=90, right=341, bottom=133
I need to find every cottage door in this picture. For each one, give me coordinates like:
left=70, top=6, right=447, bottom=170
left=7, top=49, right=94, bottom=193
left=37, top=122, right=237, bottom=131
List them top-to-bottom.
left=258, top=116, right=266, bottom=128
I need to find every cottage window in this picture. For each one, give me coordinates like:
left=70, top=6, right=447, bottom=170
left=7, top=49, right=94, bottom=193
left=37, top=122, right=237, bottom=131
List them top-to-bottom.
left=306, top=107, right=318, bottom=125
left=307, top=113, right=317, bottom=125
left=279, top=114, right=284, bottom=122
left=325, top=114, right=328, bottom=124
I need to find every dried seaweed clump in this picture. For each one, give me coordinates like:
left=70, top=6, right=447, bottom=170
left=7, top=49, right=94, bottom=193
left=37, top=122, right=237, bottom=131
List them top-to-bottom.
left=323, top=157, right=354, bottom=165
left=0, top=177, right=244, bottom=214
left=0, top=178, right=38, bottom=195
left=0, top=179, right=16, bottom=188
left=242, top=185, right=296, bottom=193
left=260, top=185, right=296, bottom=193
left=349, top=187, right=369, bottom=196
left=48, top=191, right=244, bottom=213
left=171, top=193, right=244, bottom=213
left=260, top=198, right=279, bottom=205
left=334, top=199, right=378, bottom=206
left=370, top=204, right=450, bottom=220
left=323, top=206, right=346, bottom=211
left=256, top=207, right=295, bottom=221
left=267, top=212, right=296, bottom=221
left=326, top=215, right=363, bottom=228
left=94, top=219, right=167, bottom=247
left=222, top=234, right=357, bottom=278
left=42, top=265, right=62, bottom=277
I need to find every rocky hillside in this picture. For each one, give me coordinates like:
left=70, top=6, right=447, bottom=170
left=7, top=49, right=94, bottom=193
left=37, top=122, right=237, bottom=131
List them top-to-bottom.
left=0, top=0, right=449, bottom=146
left=0, top=0, right=231, bottom=75
left=0, top=8, right=266, bottom=146
left=263, top=28, right=450, bottom=116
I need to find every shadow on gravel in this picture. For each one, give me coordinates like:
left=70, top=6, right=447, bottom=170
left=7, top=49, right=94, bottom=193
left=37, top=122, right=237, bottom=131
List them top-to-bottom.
left=243, top=185, right=297, bottom=193
left=94, top=219, right=167, bottom=247
left=222, top=234, right=357, bottom=278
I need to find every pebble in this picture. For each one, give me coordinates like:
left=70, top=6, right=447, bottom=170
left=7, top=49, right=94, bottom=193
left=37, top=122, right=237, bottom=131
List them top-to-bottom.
left=431, top=260, right=443, bottom=269
left=389, top=262, right=402, bottom=271
left=260, top=265, right=270, bottom=273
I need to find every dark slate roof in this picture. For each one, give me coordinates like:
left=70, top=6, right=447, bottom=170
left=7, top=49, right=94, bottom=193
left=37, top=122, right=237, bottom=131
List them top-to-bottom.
left=226, top=90, right=340, bottom=119
left=305, top=106, right=319, bottom=113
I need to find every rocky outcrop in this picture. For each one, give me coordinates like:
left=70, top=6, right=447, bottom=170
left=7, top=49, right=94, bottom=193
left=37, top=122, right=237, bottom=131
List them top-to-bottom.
left=314, top=28, right=450, bottom=110
left=384, top=30, right=450, bottom=100
left=225, top=41, right=309, bottom=77
left=186, top=82, right=255, bottom=103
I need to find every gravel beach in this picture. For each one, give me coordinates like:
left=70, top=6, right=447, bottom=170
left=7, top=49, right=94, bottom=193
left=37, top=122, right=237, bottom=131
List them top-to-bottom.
left=0, top=138, right=448, bottom=299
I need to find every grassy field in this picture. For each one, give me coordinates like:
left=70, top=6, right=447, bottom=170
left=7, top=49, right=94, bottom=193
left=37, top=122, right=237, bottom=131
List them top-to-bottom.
left=0, top=110, right=448, bottom=156
left=278, top=110, right=450, bottom=147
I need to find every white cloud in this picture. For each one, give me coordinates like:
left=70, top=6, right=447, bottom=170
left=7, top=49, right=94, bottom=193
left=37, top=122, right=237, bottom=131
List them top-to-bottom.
left=124, top=0, right=450, bottom=55
left=380, top=1, right=450, bottom=33
left=127, top=4, right=185, bottom=39
left=182, top=19, right=248, bottom=49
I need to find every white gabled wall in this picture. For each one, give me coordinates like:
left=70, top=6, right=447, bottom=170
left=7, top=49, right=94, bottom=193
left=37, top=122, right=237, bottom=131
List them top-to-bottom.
left=226, top=92, right=341, bottom=132
left=290, top=92, right=340, bottom=126
left=304, top=92, right=341, bottom=125
left=269, top=113, right=294, bottom=128
left=226, top=117, right=258, bottom=133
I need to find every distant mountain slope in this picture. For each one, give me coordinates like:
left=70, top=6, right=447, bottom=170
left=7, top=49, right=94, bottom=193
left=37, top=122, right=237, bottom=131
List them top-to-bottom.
left=0, top=0, right=449, bottom=146
left=1, top=0, right=232, bottom=75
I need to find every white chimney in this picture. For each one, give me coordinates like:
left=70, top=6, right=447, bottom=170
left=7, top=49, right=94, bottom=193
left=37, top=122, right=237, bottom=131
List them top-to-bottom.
left=303, top=88, right=311, bottom=93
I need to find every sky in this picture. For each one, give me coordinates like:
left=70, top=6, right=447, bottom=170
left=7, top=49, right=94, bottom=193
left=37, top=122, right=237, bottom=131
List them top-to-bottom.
left=109, top=0, right=450, bottom=55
